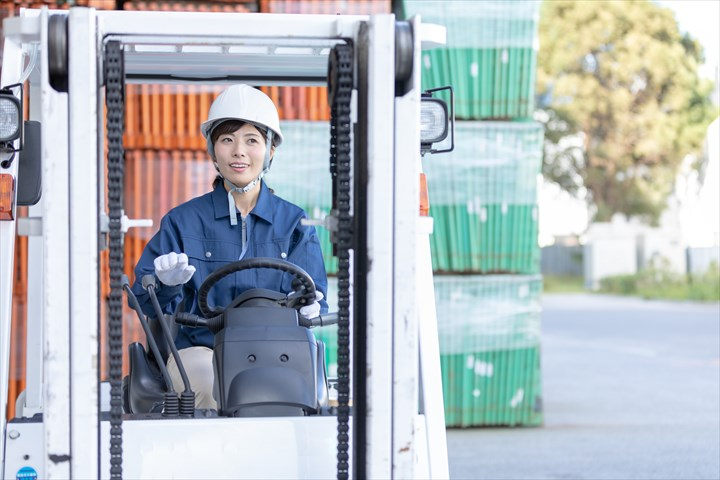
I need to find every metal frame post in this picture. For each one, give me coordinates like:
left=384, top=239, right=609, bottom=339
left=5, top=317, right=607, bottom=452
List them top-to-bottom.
left=39, top=7, right=72, bottom=478
left=68, top=7, right=100, bottom=478
left=364, top=13, right=397, bottom=479
left=391, top=14, right=421, bottom=477
left=22, top=69, right=45, bottom=418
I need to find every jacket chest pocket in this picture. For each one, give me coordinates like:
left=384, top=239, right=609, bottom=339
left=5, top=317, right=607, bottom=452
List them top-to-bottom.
left=185, top=238, right=242, bottom=265
left=255, top=238, right=291, bottom=261
left=254, top=239, right=293, bottom=292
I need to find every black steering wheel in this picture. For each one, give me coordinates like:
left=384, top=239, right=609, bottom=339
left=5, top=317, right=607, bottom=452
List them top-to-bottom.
left=197, top=257, right=317, bottom=318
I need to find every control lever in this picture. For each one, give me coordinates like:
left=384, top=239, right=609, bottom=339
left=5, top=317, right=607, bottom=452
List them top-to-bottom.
left=142, top=275, right=196, bottom=416
left=122, top=276, right=178, bottom=416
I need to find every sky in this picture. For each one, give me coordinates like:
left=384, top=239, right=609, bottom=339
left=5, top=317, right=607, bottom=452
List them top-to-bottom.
left=657, top=0, right=720, bottom=84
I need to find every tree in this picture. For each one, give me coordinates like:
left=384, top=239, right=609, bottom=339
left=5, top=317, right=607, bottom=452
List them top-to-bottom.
left=536, top=0, right=717, bottom=224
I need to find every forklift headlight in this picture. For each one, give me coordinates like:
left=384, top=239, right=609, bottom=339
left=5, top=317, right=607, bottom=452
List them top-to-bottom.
left=420, top=86, right=454, bottom=156
left=0, top=92, right=22, bottom=143
left=420, top=98, right=448, bottom=144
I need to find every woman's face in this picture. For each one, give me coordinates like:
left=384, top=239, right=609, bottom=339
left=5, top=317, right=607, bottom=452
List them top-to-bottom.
left=213, top=123, right=274, bottom=188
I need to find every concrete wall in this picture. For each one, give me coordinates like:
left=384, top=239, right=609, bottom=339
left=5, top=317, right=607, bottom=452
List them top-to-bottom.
left=583, top=219, right=638, bottom=290
left=637, top=230, right=687, bottom=273
left=541, top=245, right=583, bottom=276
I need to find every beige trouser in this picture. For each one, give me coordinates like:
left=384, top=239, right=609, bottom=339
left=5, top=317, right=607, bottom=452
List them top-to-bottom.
left=166, top=346, right=218, bottom=409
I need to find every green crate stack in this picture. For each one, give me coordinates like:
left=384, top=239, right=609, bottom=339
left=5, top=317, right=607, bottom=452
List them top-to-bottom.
left=402, top=0, right=539, bottom=120
left=403, top=1, right=544, bottom=426
left=421, top=47, right=537, bottom=120
left=265, top=121, right=337, bottom=274
left=424, top=121, right=543, bottom=274
left=430, top=204, right=538, bottom=273
left=435, top=275, right=543, bottom=427
left=314, top=276, right=545, bottom=427
left=313, top=277, right=339, bottom=376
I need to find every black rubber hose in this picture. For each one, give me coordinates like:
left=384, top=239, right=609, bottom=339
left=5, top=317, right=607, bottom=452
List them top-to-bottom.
left=175, top=312, right=225, bottom=334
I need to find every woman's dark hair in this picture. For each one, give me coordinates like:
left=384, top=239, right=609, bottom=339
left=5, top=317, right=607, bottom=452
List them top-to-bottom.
left=210, top=119, right=280, bottom=149
left=211, top=119, right=279, bottom=189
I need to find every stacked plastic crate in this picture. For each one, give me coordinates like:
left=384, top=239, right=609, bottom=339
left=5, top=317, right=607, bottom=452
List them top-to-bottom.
left=402, top=0, right=543, bottom=427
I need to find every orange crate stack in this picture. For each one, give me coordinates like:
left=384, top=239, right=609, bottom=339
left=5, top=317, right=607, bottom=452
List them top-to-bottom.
left=0, top=0, right=114, bottom=16
left=123, top=0, right=257, bottom=12
left=259, top=0, right=390, bottom=15
left=124, top=84, right=226, bottom=150
left=259, top=85, right=331, bottom=122
left=7, top=215, right=27, bottom=420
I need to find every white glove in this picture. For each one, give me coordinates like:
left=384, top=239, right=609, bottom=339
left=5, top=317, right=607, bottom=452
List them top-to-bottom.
left=153, top=252, right=196, bottom=287
left=299, top=291, right=324, bottom=319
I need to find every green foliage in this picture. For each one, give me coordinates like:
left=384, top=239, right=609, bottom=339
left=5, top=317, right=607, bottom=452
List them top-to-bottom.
left=537, top=0, right=718, bottom=224
left=599, top=261, right=720, bottom=302
left=686, top=262, right=720, bottom=301
left=599, top=274, right=638, bottom=296
left=542, top=275, right=586, bottom=293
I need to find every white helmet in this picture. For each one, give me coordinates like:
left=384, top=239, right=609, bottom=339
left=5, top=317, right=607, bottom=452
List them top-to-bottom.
left=200, top=84, right=283, bottom=149
left=201, top=85, right=284, bottom=227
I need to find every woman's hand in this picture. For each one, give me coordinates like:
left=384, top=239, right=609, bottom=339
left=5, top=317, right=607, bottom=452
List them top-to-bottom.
left=154, top=252, right=196, bottom=286
left=299, top=291, right=324, bottom=319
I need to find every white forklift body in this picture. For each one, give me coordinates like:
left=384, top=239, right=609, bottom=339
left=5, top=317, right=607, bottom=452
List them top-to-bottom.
left=0, top=7, right=449, bottom=479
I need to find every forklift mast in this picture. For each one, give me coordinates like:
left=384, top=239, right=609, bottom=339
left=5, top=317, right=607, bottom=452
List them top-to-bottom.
left=0, top=7, right=449, bottom=479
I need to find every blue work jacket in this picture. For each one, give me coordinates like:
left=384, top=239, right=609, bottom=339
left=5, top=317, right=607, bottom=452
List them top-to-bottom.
left=131, top=181, right=329, bottom=350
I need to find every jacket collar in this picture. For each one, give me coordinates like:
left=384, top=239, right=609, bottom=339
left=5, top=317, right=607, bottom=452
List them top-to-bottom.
left=212, top=181, right=273, bottom=224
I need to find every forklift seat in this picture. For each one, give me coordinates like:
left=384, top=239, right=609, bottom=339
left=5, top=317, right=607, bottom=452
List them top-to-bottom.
left=123, top=315, right=177, bottom=414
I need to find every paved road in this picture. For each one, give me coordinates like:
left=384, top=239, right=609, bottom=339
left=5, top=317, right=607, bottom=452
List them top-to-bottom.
left=446, top=294, right=720, bottom=480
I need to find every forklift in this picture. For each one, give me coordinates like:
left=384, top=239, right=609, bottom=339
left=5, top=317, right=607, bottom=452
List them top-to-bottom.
left=0, top=6, right=451, bottom=479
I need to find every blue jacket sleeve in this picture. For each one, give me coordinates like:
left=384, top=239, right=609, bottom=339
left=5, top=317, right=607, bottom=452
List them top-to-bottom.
left=130, top=214, right=184, bottom=317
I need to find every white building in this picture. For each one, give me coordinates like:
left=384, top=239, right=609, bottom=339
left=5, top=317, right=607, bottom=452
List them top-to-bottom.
left=677, top=116, right=720, bottom=249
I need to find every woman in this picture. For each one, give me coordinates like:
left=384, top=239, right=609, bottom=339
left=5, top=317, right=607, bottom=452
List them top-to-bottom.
left=131, top=84, right=328, bottom=409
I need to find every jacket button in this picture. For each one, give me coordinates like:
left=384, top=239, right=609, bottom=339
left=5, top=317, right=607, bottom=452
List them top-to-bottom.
left=205, top=251, right=212, bottom=258
left=280, top=252, right=287, bottom=259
